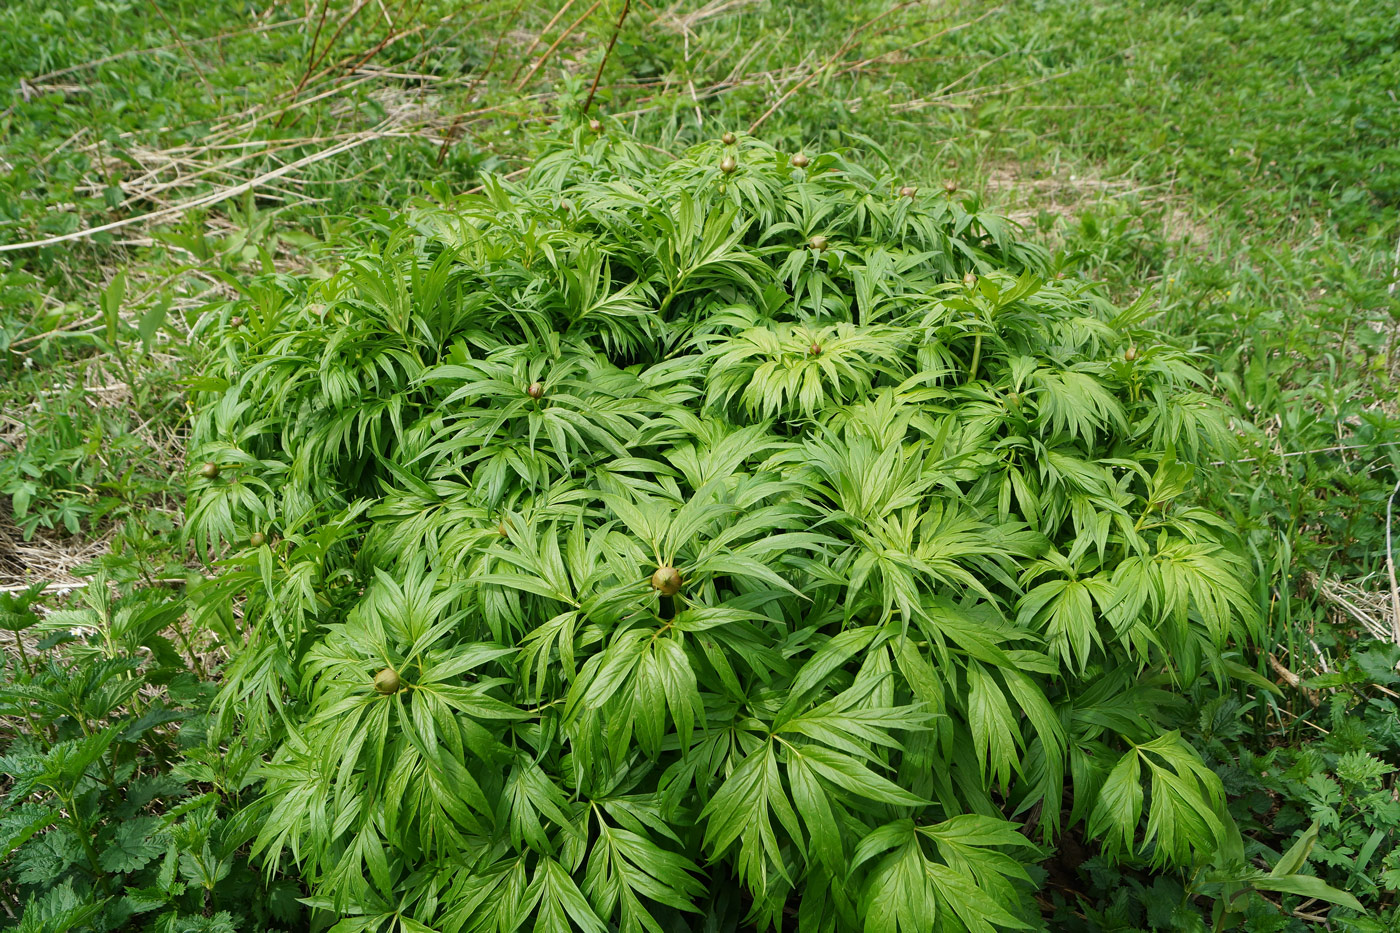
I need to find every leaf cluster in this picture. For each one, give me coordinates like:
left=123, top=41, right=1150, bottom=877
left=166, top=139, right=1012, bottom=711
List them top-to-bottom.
left=186, top=125, right=1262, bottom=932
left=0, top=579, right=302, bottom=933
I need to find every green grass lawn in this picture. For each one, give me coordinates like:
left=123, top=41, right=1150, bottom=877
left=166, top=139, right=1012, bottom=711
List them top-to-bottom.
left=1, top=0, right=1398, bottom=928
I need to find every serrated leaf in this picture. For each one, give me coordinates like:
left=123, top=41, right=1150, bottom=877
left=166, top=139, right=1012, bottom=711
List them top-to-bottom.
left=99, top=816, right=164, bottom=874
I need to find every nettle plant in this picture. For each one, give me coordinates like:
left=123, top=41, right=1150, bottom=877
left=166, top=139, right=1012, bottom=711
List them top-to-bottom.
left=187, top=126, right=1259, bottom=932
left=0, top=578, right=302, bottom=933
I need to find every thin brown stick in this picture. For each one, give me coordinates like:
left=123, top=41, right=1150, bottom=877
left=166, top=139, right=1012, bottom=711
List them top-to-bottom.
left=145, top=0, right=217, bottom=97
left=292, top=0, right=373, bottom=96
left=304, top=0, right=334, bottom=75
left=340, top=0, right=430, bottom=76
left=439, top=0, right=527, bottom=165
left=476, top=0, right=526, bottom=86
left=510, top=0, right=582, bottom=85
left=515, top=0, right=607, bottom=91
left=583, top=0, right=631, bottom=114
left=747, top=3, right=917, bottom=133
left=296, top=4, right=457, bottom=106
left=25, top=17, right=308, bottom=84
left=746, top=61, right=826, bottom=134
left=232, top=71, right=388, bottom=137
left=436, top=118, right=466, bottom=166
left=0, top=132, right=386, bottom=254
left=1387, top=478, right=1400, bottom=644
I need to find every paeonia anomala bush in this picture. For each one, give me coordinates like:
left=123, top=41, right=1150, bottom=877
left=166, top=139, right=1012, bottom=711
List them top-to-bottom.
left=187, top=123, right=1257, bottom=932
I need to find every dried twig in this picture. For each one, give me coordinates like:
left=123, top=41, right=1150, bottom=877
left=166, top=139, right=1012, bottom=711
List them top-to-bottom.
left=145, top=0, right=217, bottom=97
left=291, top=0, right=373, bottom=97
left=304, top=0, right=334, bottom=79
left=341, top=0, right=430, bottom=77
left=438, top=0, right=526, bottom=164
left=510, top=0, right=583, bottom=85
left=515, top=0, right=607, bottom=91
left=583, top=0, right=630, bottom=114
left=748, top=1, right=916, bottom=133
left=24, top=16, right=309, bottom=84
left=0, top=131, right=388, bottom=254
left=1387, top=477, right=1400, bottom=644
left=1314, top=573, right=1400, bottom=644
left=1267, top=653, right=1320, bottom=706
left=1267, top=653, right=1303, bottom=688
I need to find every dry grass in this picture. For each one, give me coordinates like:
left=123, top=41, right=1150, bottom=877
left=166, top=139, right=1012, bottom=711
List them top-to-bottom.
left=2, top=2, right=1035, bottom=259
left=981, top=161, right=1209, bottom=247
left=983, top=163, right=1137, bottom=228
left=0, top=353, right=185, bottom=595
left=0, top=520, right=112, bottom=594
left=1315, top=573, right=1400, bottom=644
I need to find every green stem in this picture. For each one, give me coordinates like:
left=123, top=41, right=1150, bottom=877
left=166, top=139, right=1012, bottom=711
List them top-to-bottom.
left=968, top=333, right=982, bottom=383
left=109, top=338, right=139, bottom=402
left=172, top=622, right=207, bottom=679
left=12, top=629, right=34, bottom=678
left=69, top=706, right=121, bottom=792
left=63, top=795, right=113, bottom=896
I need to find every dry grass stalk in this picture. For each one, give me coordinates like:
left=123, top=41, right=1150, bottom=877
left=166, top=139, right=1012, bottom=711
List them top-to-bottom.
left=509, top=0, right=583, bottom=85
left=515, top=0, right=607, bottom=91
left=583, top=0, right=630, bottom=113
left=656, top=0, right=760, bottom=38
left=3, top=2, right=1014, bottom=262
left=0, top=130, right=395, bottom=254
left=1387, top=477, right=1400, bottom=643
left=0, top=512, right=116, bottom=594
left=1314, top=572, right=1400, bottom=644
left=1267, top=652, right=1319, bottom=705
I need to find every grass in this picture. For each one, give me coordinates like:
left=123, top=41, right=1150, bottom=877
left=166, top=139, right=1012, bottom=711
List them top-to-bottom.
left=1, top=0, right=1398, bottom=927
